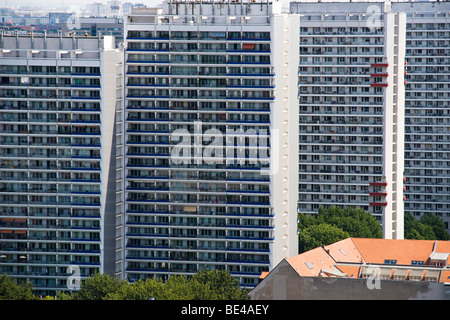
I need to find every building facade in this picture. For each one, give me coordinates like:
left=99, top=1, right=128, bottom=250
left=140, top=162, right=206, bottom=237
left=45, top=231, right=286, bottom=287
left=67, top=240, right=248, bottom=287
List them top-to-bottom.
left=117, top=0, right=300, bottom=288
left=290, top=1, right=406, bottom=239
left=390, top=1, right=450, bottom=233
left=0, top=34, right=123, bottom=295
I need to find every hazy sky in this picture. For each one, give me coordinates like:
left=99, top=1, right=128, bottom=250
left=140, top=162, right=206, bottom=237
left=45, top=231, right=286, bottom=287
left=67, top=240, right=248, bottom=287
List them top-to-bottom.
left=1, top=0, right=164, bottom=9
left=2, top=0, right=309, bottom=10
left=2, top=0, right=432, bottom=9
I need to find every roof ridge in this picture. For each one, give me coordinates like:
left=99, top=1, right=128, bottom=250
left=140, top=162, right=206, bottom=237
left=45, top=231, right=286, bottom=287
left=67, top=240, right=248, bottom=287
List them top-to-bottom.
left=348, top=237, right=367, bottom=264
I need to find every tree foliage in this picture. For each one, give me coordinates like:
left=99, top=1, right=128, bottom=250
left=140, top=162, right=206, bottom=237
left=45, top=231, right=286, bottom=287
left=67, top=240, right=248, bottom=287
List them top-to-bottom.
left=298, top=206, right=382, bottom=253
left=316, top=206, right=383, bottom=238
left=298, top=207, right=449, bottom=247
left=403, top=212, right=449, bottom=240
left=419, top=214, right=449, bottom=240
left=298, top=223, right=350, bottom=253
left=0, top=269, right=247, bottom=300
left=58, top=269, right=248, bottom=300
left=190, top=269, right=248, bottom=300
left=57, top=272, right=128, bottom=300
left=0, top=274, right=37, bottom=300
left=105, top=277, right=164, bottom=300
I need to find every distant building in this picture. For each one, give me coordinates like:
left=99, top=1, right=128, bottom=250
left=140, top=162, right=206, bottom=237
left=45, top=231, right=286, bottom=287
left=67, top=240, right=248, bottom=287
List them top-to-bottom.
left=86, top=1, right=147, bottom=17
left=48, top=13, right=73, bottom=24
left=0, top=15, right=13, bottom=25
left=11, top=16, right=50, bottom=26
left=59, top=17, right=124, bottom=47
left=249, top=237, right=450, bottom=300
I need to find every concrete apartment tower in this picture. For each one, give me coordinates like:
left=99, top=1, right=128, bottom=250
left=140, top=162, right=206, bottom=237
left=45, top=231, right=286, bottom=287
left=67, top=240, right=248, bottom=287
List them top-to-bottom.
left=117, top=0, right=299, bottom=288
left=290, top=1, right=406, bottom=239
left=390, top=1, right=450, bottom=235
left=0, top=33, right=123, bottom=295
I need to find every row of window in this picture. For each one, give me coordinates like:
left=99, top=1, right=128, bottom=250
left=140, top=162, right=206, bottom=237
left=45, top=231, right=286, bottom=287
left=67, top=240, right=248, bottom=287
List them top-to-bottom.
left=127, top=31, right=270, bottom=40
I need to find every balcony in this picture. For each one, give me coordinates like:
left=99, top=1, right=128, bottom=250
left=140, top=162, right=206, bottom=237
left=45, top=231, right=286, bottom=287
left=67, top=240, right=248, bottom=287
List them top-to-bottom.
left=370, top=83, right=388, bottom=87
left=370, top=182, right=388, bottom=187
left=369, top=192, right=388, bottom=197
left=369, top=202, right=387, bottom=207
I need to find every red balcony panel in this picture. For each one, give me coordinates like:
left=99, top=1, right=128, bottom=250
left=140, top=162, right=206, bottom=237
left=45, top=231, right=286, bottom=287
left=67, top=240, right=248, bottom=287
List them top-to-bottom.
left=242, top=43, right=256, bottom=50
left=371, top=63, right=389, bottom=67
left=370, top=73, right=389, bottom=77
left=370, top=83, right=389, bottom=87
left=370, top=182, right=388, bottom=187
left=370, top=192, right=388, bottom=197
left=370, top=202, right=388, bottom=207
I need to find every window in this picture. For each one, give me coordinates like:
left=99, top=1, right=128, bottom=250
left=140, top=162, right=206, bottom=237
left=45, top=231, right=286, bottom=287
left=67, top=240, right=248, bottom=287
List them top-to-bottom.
left=384, top=259, right=397, bottom=264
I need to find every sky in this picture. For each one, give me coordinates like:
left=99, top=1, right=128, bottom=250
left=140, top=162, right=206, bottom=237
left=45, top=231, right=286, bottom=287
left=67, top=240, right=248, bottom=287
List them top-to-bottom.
left=1, top=0, right=164, bottom=9
left=1, top=0, right=297, bottom=10
left=3, top=0, right=416, bottom=11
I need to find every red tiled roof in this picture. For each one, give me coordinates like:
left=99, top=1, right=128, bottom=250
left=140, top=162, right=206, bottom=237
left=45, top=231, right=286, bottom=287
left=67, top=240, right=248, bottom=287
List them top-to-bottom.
left=281, top=238, right=450, bottom=283
left=324, top=238, right=364, bottom=263
left=348, top=238, right=437, bottom=265
left=286, top=246, right=336, bottom=277
left=334, top=265, right=361, bottom=278
left=440, top=270, right=450, bottom=283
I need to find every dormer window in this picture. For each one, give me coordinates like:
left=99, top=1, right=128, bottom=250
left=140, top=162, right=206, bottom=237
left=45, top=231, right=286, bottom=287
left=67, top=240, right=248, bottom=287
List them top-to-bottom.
left=428, top=252, right=449, bottom=267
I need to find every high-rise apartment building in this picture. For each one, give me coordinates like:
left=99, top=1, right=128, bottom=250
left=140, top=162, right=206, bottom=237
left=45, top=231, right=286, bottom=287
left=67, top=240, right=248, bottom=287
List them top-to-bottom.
left=117, top=0, right=299, bottom=287
left=290, top=1, right=406, bottom=239
left=390, top=1, right=450, bottom=233
left=0, top=33, right=123, bottom=295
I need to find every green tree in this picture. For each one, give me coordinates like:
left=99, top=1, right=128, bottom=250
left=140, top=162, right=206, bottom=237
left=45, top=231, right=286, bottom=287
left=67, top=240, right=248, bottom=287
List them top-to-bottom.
left=298, top=206, right=382, bottom=237
left=315, top=206, right=382, bottom=238
left=297, top=207, right=382, bottom=253
left=297, top=211, right=317, bottom=229
left=404, top=213, right=436, bottom=240
left=419, top=214, right=449, bottom=240
left=298, top=223, right=350, bottom=253
left=405, top=228, right=427, bottom=241
left=59, top=269, right=248, bottom=300
left=190, top=269, right=248, bottom=300
left=58, top=272, right=128, bottom=300
left=0, top=274, right=37, bottom=300
left=158, top=274, right=198, bottom=300
left=105, top=275, right=198, bottom=300
left=106, top=277, right=164, bottom=300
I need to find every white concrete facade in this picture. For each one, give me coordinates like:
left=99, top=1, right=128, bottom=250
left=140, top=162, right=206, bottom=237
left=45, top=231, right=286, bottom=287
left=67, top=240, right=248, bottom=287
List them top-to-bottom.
left=119, top=0, right=299, bottom=288
left=290, top=1, right=406, bottom=239
left=390, top=1, right=450, bottom=235
left=270, top=12, right=300, bottom=271
left=0, top=34, right=123, bottom=295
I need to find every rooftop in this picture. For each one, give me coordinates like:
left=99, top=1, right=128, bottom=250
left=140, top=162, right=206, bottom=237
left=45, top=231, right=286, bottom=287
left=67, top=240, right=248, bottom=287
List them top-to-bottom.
left=261, top=238, right=450, bottom=283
